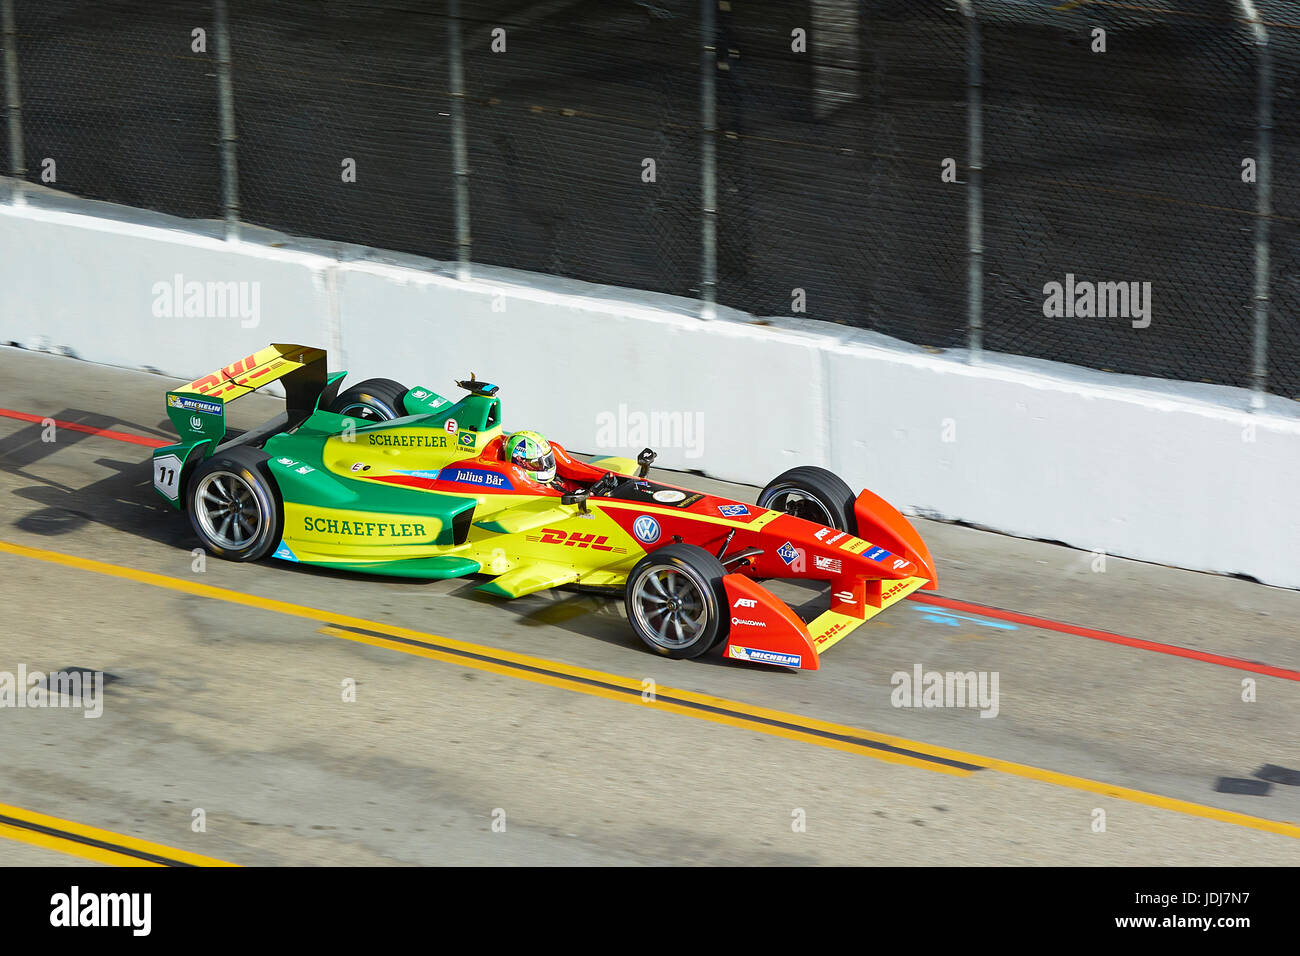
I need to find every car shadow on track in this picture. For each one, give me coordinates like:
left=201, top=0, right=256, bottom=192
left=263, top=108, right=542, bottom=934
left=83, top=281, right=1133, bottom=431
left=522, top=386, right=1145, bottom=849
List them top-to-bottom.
left=0, top=409, right=191, bottom=549
left=271, top=559, right=825, bottom=674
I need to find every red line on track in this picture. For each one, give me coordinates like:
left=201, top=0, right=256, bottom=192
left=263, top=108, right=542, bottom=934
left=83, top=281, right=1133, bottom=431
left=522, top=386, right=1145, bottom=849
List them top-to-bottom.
left=3, top=405, right=1296, bottom=682
left=0, top=408, right=168, bottom=448
left=909, top=592, right=1300, bottom=683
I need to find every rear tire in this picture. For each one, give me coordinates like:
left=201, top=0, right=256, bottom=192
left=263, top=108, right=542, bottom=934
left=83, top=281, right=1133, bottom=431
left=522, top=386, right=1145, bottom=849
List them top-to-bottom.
left=326, top=377, right=409, bottom=422
left=186, top=448, right=281, bottom=561
left=757, top=466, right=857, bottom=533
left=625, top=543, right=729, bottom=659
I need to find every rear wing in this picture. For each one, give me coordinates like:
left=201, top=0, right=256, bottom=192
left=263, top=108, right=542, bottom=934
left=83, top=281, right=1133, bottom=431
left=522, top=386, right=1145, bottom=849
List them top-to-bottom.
left=164, top=344, right=329, bottom=448
left=153, top=345, right=332, bottom=509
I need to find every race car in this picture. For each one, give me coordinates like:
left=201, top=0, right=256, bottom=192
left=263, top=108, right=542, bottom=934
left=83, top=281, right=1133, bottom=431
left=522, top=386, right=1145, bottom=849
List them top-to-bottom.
left=151, top=344, right=937, bottom=671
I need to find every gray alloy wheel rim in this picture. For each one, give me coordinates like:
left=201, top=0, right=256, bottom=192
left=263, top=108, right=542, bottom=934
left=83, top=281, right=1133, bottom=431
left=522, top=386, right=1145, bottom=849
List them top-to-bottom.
left=337, top=401, right=394, bottom=421
left=194, top=470, right=263, bottom=550
left=759, top=486, right=837, bottom=528
left=630, top=564, right=709, bottom=650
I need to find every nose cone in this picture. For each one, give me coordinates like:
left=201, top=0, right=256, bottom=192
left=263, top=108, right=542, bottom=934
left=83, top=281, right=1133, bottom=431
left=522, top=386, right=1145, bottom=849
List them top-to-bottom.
left=765, top=514, right=917, bottom=580
left=849, top=542, right=919, bottom=580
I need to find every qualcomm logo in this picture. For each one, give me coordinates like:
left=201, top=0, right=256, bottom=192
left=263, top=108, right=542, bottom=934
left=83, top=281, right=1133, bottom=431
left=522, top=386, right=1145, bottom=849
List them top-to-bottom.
left=632, top=515, right=660, bottom=544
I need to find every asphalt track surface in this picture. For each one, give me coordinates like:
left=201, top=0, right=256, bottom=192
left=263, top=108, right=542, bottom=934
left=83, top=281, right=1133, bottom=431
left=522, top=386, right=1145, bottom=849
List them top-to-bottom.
left=0, top=346, right=1297, bottom=866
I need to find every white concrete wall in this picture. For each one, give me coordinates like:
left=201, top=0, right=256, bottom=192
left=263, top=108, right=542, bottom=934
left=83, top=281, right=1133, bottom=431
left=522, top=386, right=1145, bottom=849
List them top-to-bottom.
left=2, top=200, right=1297, bottom=588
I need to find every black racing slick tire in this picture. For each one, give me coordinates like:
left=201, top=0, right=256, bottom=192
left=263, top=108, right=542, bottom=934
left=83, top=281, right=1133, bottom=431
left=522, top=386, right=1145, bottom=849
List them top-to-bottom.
left=326, top=378, right=409, bottom=422
left=186, top=447, right=282, bottom=562
left=757, top=466, right=857, bottom=533
left=624, top=543, right=729, bottom=659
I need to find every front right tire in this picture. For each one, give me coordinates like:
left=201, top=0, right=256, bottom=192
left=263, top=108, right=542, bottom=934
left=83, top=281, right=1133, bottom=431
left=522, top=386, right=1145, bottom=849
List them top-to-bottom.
left=757, top=465, right=858, bottom=533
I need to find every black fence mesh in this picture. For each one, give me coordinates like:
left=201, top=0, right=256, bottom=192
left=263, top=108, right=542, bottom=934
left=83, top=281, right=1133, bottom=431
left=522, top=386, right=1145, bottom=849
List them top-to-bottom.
left=3, top=0, right=1298, bottom=399
left=14, top=0, right=219, bottom=220
left=229, top=0, right=453, bottom=259
left=462, top=0, right=700, bottom=297
left=981, top=0, right=1259, bottom=386
left=1260, top=0, right=1300, bottom=399
left=717, top=1, right=968, bottom=345
left=0, top=15, right=8, bottom=186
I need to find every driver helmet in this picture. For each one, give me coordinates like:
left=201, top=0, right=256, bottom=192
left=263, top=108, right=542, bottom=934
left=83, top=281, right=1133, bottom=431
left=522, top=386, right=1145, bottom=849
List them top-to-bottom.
left=505, top=430, right=556, bottom=483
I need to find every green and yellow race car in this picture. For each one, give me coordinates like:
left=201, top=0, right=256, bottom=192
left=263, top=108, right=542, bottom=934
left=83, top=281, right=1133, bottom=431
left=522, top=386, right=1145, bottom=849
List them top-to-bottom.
left=152, top=344, right=937, bottom=671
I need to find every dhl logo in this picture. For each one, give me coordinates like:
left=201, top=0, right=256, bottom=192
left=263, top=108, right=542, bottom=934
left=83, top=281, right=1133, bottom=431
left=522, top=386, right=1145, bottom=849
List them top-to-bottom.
left=188, top=353, right=284, bottom=396
left=526, top=528, right=627, bottom=554
left=883, top=581, right=910, bottom=600
left=812, top=621, right=848, bottom=646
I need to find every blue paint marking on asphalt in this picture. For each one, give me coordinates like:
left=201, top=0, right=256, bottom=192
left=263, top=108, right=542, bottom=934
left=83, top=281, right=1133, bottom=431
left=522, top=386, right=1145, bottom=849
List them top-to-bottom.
left=912, top=606, right=1019, bottom=631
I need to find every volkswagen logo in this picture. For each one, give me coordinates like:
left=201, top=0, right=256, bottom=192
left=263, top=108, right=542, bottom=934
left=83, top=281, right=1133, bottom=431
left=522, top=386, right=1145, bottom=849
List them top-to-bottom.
left=632, top=515, right=661, bottom=544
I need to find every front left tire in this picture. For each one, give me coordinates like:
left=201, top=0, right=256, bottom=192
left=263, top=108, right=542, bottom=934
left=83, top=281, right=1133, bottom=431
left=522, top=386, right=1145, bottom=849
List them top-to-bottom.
left=624, top=543, right=729, bottom=659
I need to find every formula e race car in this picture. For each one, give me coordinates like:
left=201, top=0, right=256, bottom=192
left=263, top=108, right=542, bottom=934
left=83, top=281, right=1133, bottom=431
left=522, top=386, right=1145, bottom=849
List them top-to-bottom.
left=152, top=344, right=937, bottom=671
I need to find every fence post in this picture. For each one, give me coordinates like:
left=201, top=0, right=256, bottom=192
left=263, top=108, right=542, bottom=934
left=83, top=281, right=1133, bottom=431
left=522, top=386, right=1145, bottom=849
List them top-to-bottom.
left=1, top=0, right=25, bottom=206
left=213, top=0, right=240, bottom=239
left=449, top=0, right=471, bottom=280
left=700, top=0, right=718, bottom=320
left=957, top=1, right=983, bottom=363
left=1238, top=1, right=1272, bottom=409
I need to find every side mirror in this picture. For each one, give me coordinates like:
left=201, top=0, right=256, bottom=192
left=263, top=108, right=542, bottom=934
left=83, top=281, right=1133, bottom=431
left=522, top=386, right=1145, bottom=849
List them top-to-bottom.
left=636, top=447, right=657, bottom=478
left=561, top=489, right=591, bottom=514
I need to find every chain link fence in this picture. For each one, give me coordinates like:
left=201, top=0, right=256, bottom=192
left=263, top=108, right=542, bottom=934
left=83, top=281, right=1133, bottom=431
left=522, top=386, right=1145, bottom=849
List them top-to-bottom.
left=1, top=0, right=1297, bottom=400
left=12, top=0, right=219, bottom=220
left=229, top=0, right=455, bottom=260
left=462, top=0, right=700, bottom=297
left=1259, top=0, right=1300, bottom=399
left=717, top=1, right=969, bottom=346
left=983, top=1, right=1260, bottom=386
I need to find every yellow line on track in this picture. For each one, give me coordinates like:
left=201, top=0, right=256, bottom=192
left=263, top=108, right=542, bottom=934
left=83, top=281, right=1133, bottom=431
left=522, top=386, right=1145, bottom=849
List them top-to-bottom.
left=3, top=539, right=1299, bottom=842
left=315, top=626, right=973, bottom=776
left=0, top=801, right=237, bottom=867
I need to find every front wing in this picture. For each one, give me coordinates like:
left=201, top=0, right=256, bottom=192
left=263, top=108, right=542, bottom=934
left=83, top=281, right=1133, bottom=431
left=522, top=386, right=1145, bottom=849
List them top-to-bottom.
left=719, top=572, right=928, bottom=671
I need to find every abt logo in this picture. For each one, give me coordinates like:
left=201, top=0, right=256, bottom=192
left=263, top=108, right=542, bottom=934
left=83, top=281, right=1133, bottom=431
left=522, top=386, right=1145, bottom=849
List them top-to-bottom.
left=531, top=528, right=626, bottom=554
left=733, top=598, right=757, bottom=608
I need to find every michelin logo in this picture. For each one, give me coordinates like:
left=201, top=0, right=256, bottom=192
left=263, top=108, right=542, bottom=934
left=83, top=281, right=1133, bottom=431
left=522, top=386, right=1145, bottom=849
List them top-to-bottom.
left=168, top=394, right=222, bottom=416
left=728, top=646, right=801, bottom=668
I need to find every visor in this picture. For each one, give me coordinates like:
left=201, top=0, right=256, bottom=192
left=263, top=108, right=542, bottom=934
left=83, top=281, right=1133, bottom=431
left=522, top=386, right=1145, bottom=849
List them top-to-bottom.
left=514, top=452, right=555, bottom=475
